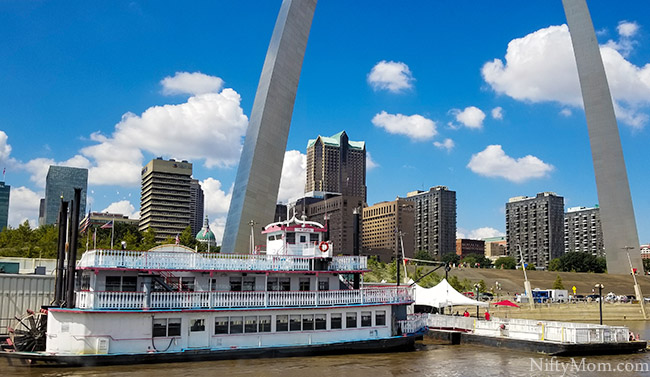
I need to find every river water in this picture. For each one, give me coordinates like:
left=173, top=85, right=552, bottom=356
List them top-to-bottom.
left=4, top=322, right=650, bottom=377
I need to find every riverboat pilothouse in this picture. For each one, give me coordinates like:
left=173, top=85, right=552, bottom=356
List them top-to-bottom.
left=1, top=216, right=425, bottom=366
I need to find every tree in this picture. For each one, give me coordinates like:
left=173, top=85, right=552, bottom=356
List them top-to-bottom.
left=180, top=226, right=196, bottom=249
left=140, top=228, right=158, bottom=250
left=413, top=250, right=432, bottom=261
left=551, top=252, right=606, bottom=273
left=441, top=253, right=460, bottom=265
left=494, top=256, right=516, bottom=269
left=548, top=258, right=562, bottom=271
left=643, top=259, right=650, bottom=273
left=525, top=263, right=536, bottom=271
left=552, top=274, right=564, bottom=290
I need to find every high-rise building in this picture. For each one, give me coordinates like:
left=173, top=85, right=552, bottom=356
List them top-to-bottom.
left=305, top=131, right=366, bottom=201
left=139, top=158, right=192, bottom=242
left=43, top=166, right=88, bottom=225
left=189, top=179, right=204, bottom=237
left=0, top=181, right=10, bottom=230
left=401, top=186, right=456, bottom=260
left=506, top=192, right=564, bottom=269
left=299, top=193, right=364, bottom=256
left=362, top=199, right=415, bottom=261
left=564, top=206, right=604, bottom=256
left=483, top=236, right=507, bottom=260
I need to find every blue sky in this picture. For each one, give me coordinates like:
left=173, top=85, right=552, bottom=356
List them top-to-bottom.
left=1, top=1, right=649, bottom=245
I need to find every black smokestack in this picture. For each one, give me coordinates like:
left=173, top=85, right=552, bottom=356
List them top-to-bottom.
left=65, top=188, right=82, bottom=308
left=54, top=199, right=68, bottom=306
left=353, top=207, right=360, bottom=289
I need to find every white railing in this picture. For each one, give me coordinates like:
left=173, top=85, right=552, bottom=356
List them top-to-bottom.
left=78, top=250, right=366, bottom=272
left=75, top=286, right=413, bottom=310
left=398, top=313, right=428, bottom=334
left=426, top=314, right=630, bottom=344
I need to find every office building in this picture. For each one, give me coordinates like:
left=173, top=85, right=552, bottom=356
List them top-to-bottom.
left=305, top=131, right=366, bottom=201
left=139, top=158, right=192, bottom=242
left=42, top=166, right=88, bottom=225
left=189, top=179, right=205, bottom=237
left=0, top=181, right=9, bottom=230
left=401, top=186, right=456, bottom=260
left=506, top=192, right=564, bottom=269
left=362, top=199, right=415, bottom=261
left=564, top=206, right=604, bottom=256
left=484, top=236, right=507, bottom=260
left=456, top=239, right=485, bottom=259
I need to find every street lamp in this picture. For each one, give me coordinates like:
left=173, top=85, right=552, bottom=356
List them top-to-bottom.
left=474, top=283, right=480, bottom=318
left=595, top=283, right=604, bottom=325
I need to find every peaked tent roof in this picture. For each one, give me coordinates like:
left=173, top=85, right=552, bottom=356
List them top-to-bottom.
left=414, top=278, right=488, bottom=308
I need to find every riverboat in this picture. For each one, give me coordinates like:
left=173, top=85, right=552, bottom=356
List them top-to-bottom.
left=1, top=216, right=425, bottom=366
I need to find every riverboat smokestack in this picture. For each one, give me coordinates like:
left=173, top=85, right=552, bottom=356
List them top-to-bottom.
left=65, top=188, right=82, bottom=308
left=54, top=199, right=69, bottom=306
left=353, top=207, right=360, bottom=289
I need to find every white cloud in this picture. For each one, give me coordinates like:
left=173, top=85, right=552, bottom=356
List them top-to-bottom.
left=617, top=21, right=639, bottom=38
left=482, top=23, right=650, bottom=129
left=367, top=61, right=414, bottom=93
left=161, top=71, right=224, bottom=96
left=80, top=78, right=248, bottom=187
left=450, top=106, right=486, bottom=129
left=491, top=107, right=503, bottom=120
left=560, top=108, right=572, bottom=117
left=371, top=111, right=437, bottom=141
left=0, top=131, right=12, bottom=162
left=433, top=138, right=455, bottom=152
left=467, top=145, right=554, bottom=183
left=278, top=150, right=306, bottom=203
left=366, top=152, right=379, bottom=170
left=22, top=155, right=92, bottom=187
left=201, top=177, right=232, bottom=215
left=8, top=186, right=41, bottom=228
left=101, top=200, right=137, bottom=218
left=209, top=216, right=227, bottom=245
left=468, top=227, right=505, bottom=240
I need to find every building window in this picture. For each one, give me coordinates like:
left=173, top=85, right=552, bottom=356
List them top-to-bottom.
left=105, top=276, right=137, bottom=292
left=230, top=277, right=242, bottom=291
left=299, top=278, right=310, bottom=291
left=375, top=311, right=386, bottom=326
left=361, top=312, right=372, bottom=327
left=302, top=314, right=314, bottom=331
left=315, top=314, right=326, bottom=330
left=276, top=315, right=288, bottom=332
left=290, top=315, right=301, bottom=331
left=230, top=316, right=243, bottom=334
left=245, top=316, right=258, bottom=333
left=259, top=316, right=271, bottom=332
left=215, top=317, right=229, bottom=334
left=153, top=318, right=181, bottom=337
left=190, top=319, right=205, bottom=332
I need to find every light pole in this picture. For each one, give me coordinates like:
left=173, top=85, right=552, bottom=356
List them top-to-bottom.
left=474, top=283, right=480, bottom=318
left=595, top=283, right=604, bottom=325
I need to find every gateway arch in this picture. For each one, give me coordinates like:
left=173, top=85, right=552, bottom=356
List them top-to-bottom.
left=222, top=0, right=643, bottom=274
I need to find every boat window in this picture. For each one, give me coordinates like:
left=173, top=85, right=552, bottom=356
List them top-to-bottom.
left=285, top=233, right=295, bottom=244
left=310, top=234, right=319, bottom=243
left=268, top=235, right=276, bottom=241
left=299, top=235, right=307, bottom=243
left=80, top=273, right=91, bottom=291
left=105, top=276, right=122, bottom=291
left=122, top=276, right=138, bottom=292
left=166, top=277, right=180, bottom=291
left=180, top=277, right=195, bottom=292
left=230, top=277, right=242, bottom=292
left=243, top=277, right=256, bottom=291
left=279, top=278, right=290, bottom=291
left=299, top=278, right=310, bottom=291
left=318, top=278, right=329, bottom=291
left=375, top=311, right=386, bottom=326
left=346, top=312, right=357, bottom=328
left=361, top=312, right=372, bottom=327
left=330, top=313, right=342, bottom=329
left=302, top=314, right=314, bottom=331
left=315, top=314, right=326, bottom=330
left=276, top=315, right=288, bottom=332
left=289, top=315, right=301, bottom=331
left=245, top=316, right=258, bottom=333
left=259, top=316, right=271, bottom=332
left=215, top=317, right=229, bottom=334
left=230, top=317, right=243, bottom=334
left=168, top=318, right=181, bottom=336
left=152, top=319, right=167, bottom=337
left=190, top=319, right=205, bottom=332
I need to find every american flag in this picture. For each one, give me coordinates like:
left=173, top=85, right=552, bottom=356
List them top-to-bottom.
left=79, top=212, right=90, bottom=234
left=100, top=220, right=114, bottom=229
left=175, top=234, right=180, bottom=245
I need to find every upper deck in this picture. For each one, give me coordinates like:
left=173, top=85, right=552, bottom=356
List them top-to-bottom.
left=78, top=249, right=367, bottom=273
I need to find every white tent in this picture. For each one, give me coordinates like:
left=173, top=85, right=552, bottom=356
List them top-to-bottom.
left=414, top=278, right=488, bottom=308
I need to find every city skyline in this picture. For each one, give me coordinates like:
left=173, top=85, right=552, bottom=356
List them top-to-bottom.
left=1, top=1, right=649, bottom=245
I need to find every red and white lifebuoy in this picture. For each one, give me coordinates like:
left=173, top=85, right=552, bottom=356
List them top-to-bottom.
left=319, top=242, right=329, bottom=253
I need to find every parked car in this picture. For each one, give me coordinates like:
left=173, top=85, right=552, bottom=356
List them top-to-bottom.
left=586, top=294, right=601, bottom=302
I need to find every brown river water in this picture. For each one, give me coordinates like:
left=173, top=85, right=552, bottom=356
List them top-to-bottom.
left=4, top=321, right=650, bottom=377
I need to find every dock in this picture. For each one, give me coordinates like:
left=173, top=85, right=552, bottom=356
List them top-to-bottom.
left=425, top=314, right=647, bottom=356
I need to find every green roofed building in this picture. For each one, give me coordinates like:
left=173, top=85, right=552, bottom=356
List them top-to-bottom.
left=305, top=131, right=366, bottom=201
left=195, top=215, right=217, bottom=251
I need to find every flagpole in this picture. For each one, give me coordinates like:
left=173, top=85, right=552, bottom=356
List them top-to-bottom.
left=110, top=216, right=114, bottom=250
left=93, top=227, right=97, bottom=249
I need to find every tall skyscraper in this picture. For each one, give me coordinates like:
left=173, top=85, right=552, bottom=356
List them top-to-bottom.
left=305, top=131, right=367, bottom=201
left=139, top=158, right=192, bottom=242
left=43, top=166, right=88, bottom=225
left=189, top=179, right=204, bottom=237
left=0, top=181, right=10, bottom=230
left=401, top=186, right=456, bottom=260
left=506, top=192, right=564, bottom=269
left=362, top=199, right=415, bottom=261
left=564, top=206, right=604, bottom=256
